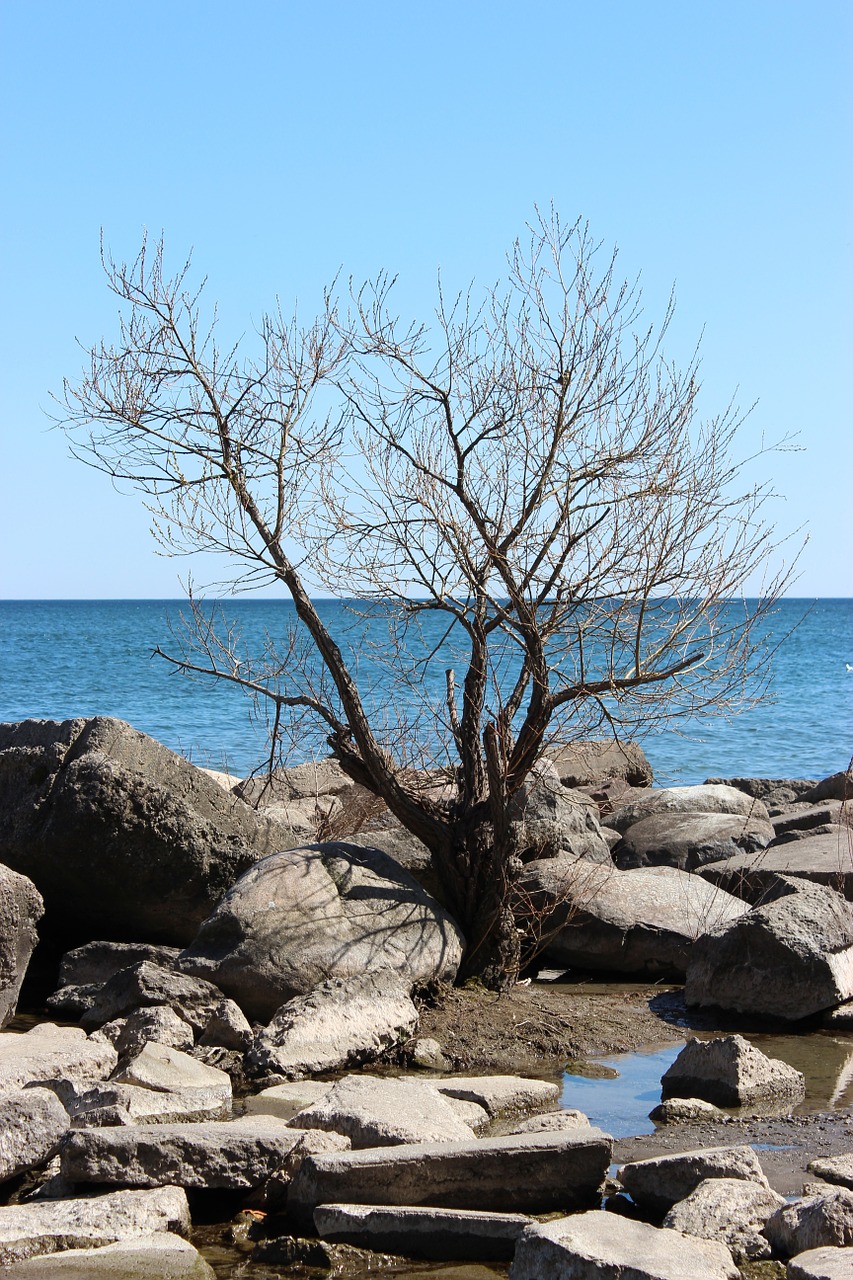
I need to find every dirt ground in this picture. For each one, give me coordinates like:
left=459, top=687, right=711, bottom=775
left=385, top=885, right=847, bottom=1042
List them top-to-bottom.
left=416, top=977, right=684, bottom=1074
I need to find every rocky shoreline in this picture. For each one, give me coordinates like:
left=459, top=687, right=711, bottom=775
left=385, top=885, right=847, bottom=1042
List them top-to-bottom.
left=0, top=716, right=851, bottom=1277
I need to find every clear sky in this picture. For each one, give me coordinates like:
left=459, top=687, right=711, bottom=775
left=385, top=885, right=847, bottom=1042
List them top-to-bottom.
left=1, top=0, right=850, bottom=598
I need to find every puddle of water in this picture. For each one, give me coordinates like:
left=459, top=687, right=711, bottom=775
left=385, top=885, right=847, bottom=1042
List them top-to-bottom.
left=562, top=1042, right=683, bottom=1137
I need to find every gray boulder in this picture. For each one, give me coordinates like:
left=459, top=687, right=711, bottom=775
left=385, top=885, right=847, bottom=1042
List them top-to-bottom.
left=0, top=717, right=300, bottom=944
left=546, top=740, right=654, bottom=788
left=802, top=769, right=853, bottom=804
left=705, top=776, right=819, bottom=811
left=608, top=784, right=771, bottom=834
left=773, top=802, right=850, bottom=841
left=614, top=811, right=774, bottom=871
left=179, top=842, right=463, bottom=1021
left=524, top=858, right=747, bottom=977
left=0, top=865, right=43, bottom=1027
left=685, top=881, right=853, bottom=1019
left=58, top=941, right=182, bottom=988
left=250, top=973, right=418, bottom=1077
left=98, top=1006, right=195, bottom=1057
left=661, top=1034, right=806, bottom=1108
left=289, top=1075, right=476, bottom=1147
left=432, top=1075, right=560, bottom=1118
left=0, top=1088, right=69, bottom=1182
left=649, top=1097, right=728, bottom=1125
left=618, top=1144, right=770, bottom=1214
left=663, top=1177, right=785, bottom=1261
left=0, top=1186, right=190, bottom=1266
left=765, top=1187, right=853, bottom=1256
left=510, top=1210, right=739, bottom=1280
left=0, top=1233, right=215, bottom=1278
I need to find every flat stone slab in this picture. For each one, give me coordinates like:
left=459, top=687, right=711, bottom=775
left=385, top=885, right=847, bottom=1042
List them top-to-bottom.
left=699, top=834, right=853, bottom=902
left=0, top=1025, right=117, bottom=1095
left=112, top=1041, right=232, bottom=1109
left=290, top=1075, right=477, bottom=1147
left=431, top=1075, right=560, bottom=1116
left=242, top=1080, right=333, bottom=1121
left=69, top=1081, right=229, bottom=1127
left=60, top=1119, right=321, bottom=1189
left=289, top=1128, right=612, bottom=1223
left=618, top=1145, right=770, bottom=1213
left=809, top=1154, right=853, bottom=1190
left=0, top=1187, right=190, bottom=1266
left=314, top=1203, right=532, bottom=1261
left=510, top=1210, right=739, bottom=1279
left=0, top=1232, right=214, bottom=1278
left=787, top=1245, right=853, bottom=1280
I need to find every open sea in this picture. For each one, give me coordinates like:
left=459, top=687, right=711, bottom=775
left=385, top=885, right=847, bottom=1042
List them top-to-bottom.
left=0, top=597, right=850, bottom=784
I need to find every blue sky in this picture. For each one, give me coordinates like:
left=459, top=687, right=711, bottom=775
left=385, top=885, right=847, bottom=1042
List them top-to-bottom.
left=1, top=0, right=850, bottom=598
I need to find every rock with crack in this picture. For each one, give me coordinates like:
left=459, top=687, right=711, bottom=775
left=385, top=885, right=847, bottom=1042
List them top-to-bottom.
left=178, top=842, right=464, bottom=1022
left=523, top=858, right=748, bottom=977
left=685, top=880, right=853, bottom=1019
left=250, top=973, right=418, bottom=1077
left=660, top=1034, right=805, bottom=1108
left=618, top=1144, right=770, bottom=1214
left=663, top=1176, right=786, bottom=1261
left=0, top=1187, right=190, bottom=1266
left=509, top=1209, right=739, bottom=1280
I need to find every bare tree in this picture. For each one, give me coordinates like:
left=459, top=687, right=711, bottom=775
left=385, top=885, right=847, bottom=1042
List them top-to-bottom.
left=59, top=212, right=796, bottom=988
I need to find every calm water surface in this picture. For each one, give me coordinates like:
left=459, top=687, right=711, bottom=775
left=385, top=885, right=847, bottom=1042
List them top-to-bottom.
left=1, top=597, right=850, bottom=781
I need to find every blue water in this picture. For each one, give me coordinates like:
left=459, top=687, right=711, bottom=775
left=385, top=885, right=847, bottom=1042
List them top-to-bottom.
left=0, top=597, right=850, bottom=782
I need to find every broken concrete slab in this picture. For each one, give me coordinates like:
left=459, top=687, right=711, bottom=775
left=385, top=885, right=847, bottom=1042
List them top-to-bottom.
left=59, top=1119, right=322, bottom=1189
left=288, top=1128, right=612, bottom=1223
left=0, top=1187, right=190, bottom=1266
left=314, top=1202, right=532, bottom=1261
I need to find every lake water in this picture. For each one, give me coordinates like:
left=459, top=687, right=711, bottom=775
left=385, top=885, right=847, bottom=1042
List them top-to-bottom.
left=0, top=597, right=850, bottom=782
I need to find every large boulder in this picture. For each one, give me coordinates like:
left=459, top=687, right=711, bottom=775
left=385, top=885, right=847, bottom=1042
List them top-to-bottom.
left=0, top=717, right=302, bottom=944
left=608, top=784, right=771, bottom=835
left=614, top=811, right=774, bottom=872
left=178, top=842, right=464, bottom=1021
left=523, top=858, right=748, bottom=977
left=0, top=865, right=43, bottom=1026
left=685, top=881, right=853, bottom=1019
left=660, top=1034, right=806, bottom=1108
left=618, top=1145, right=771, bottom=1214
left=764, top=1187, right=853, bottom=1256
